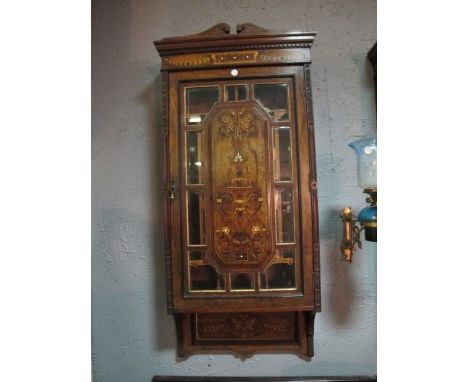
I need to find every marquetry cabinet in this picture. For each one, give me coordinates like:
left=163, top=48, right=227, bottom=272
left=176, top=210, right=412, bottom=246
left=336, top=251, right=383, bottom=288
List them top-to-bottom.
left=154, top=23, right=320, bottom=358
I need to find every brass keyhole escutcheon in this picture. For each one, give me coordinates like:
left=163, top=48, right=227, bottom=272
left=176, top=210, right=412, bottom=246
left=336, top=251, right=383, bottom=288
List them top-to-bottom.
left=168, top=182, right=177, bottom=200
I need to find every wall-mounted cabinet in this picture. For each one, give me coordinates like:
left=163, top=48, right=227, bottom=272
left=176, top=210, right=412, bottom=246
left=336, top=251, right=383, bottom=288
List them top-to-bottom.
left=154, top=23, right=320, bottom=359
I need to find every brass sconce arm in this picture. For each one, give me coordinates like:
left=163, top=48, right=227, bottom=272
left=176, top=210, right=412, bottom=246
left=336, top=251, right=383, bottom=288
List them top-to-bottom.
left=340, top=188, right=377, bottom=262
left=340, top=207, right=363, bottom=262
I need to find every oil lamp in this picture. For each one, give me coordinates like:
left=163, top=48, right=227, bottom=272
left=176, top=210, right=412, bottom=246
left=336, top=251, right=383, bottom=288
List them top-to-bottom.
left=341, top=136, right=377, bottom=262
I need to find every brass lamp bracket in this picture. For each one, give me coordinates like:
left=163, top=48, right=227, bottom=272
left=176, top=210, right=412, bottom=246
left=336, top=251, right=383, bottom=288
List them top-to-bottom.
left=340, top=188, right=377, bottom=262
left=340, top=207, right=364, bottom=263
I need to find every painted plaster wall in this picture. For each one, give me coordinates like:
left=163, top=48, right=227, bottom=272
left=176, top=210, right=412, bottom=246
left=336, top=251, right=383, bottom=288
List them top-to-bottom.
left=92, top=0, right=377, bottom=380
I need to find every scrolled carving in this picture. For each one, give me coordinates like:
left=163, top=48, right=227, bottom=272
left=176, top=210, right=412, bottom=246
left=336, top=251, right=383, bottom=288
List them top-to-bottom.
left=199, top=23, right=230, bottom=35
left=236, top=23, right=270, bottom=34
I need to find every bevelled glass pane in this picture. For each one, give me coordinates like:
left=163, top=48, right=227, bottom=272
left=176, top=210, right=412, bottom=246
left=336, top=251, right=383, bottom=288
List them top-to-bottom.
left=254, top=83, right=289, bottom=121
left=225, top=85, right=248, bottom=101
left=186, top=86, right=220, bottom=125
left=273, top=127, right=292, bottom=181
left=186, top=131, right=204, bottom=184
left=275, top=188, right=295, bottom=243
left=187, top=190, right=206, bottom=245
left=260, top=250, right=296, bottom=290
left=189, top=251, right=202, bottom=261
left=189, top=253, right=225, bottom=291
left=231, top=273, right=255, bottom=290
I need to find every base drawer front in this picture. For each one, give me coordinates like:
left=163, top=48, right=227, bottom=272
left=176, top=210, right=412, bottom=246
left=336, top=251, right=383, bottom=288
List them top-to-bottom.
left=193, top=312, right=297, bottom=342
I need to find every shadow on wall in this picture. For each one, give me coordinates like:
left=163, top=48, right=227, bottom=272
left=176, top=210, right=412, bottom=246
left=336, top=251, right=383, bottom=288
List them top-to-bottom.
left=137, top=68, right=177, bottom=353
left=323, top=207, right=356, bottom=327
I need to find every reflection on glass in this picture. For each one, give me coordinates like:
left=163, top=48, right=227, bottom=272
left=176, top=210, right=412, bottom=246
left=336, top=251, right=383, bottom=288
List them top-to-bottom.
left=254, top=83, right=289, bottom=121
left=225, top=85, right=248, bottom=101
left=186, top=86, right=220, bottom=125
left=273, top=127, right=292, bottom=181
left=186, top=131, right=204, bottom=184
left=275, top=189, right=295, bottom=243
left=187, top=190, right=206, bottom=245
left=260, top=250, right=295, bottom=289
left=189, top=251, right=202, bottom=261
left=189, top=252, right=225, bottom=291
left=231, top=273, right=254, bottom=290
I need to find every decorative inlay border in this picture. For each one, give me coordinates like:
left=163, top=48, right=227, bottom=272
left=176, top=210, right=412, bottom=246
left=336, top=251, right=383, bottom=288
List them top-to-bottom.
left=161, top=49, right=309, bottom=69
left=162, top=51, right=259, bottom=67
left=212, top=51, right=258, bottom=64
left=258, top=53, right=290, bottom=62
left=162, top=55, right=212, bottom=67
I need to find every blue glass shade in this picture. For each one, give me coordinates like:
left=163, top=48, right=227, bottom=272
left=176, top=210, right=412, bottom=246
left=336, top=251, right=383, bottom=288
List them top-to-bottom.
left=348, top=136, right=377, bottom=189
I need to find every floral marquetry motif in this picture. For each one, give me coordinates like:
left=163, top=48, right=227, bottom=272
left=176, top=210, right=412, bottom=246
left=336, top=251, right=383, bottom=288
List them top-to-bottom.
left=154, top=23, right=320, bottom=359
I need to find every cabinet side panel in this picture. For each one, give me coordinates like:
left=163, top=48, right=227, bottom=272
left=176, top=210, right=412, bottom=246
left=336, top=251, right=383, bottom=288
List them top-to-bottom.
left=304, top=64, right=321, bottom=312
left=162, top=71, right=174, bottom=314
left=168, top=73, right=183, bottom=311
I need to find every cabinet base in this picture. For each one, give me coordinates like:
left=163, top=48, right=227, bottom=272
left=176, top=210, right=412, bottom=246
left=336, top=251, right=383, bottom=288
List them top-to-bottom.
left=173, top=311, right=316, bottom=359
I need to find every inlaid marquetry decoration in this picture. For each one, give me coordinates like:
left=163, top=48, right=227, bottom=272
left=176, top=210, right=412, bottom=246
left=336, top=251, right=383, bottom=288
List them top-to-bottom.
left=207, top=103, right=273, bottom=271
left=195, top=312, right=295, bottom=341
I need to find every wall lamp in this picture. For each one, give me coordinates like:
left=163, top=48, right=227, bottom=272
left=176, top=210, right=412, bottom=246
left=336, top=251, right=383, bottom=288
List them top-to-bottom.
left=341, top=136, right=377, bottom=262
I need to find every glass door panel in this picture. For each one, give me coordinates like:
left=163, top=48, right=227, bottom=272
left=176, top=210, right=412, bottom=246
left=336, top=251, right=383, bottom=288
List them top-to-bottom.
left=182, top=78, right=299, bottom=295
left=253, top=83, right=289, bottom=122
left=186, top=86, right=220, bottom=125
left=273, top=126, right=292, bottom=182
left=186, top=130, right=204, bottom=184
left=275, top=188, right=295, bottom=244
left=187, top=190, right=206, bottom=245
left=260, top=249, right=296, bottom=290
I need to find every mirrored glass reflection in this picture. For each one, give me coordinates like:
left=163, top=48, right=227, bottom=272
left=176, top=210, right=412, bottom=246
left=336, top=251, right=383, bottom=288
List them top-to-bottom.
left=254, top=83, right=289, bottom=121
left=225, top=85, right=248, bottom=101
left=186, top=87, right=220, bottom=125
left=273, top=126, right=292, bottom=181
left=186, top=131, right=204, bottom=184
left=275, top=188, right=295, bottom=243
left=187, top=190, right=206, bottom=245
left=260, top=250, right=295, bottom=290
left=189, top=252, right=225, bottom=291
left=230, top=272, right=255, bottom=290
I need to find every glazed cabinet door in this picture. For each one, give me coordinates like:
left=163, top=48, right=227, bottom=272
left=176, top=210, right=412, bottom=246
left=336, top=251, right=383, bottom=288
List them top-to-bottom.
left=167, top=66, right=315, bottom=313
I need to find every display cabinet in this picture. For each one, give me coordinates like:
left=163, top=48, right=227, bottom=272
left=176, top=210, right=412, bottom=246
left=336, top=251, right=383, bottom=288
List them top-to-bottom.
left=154, top=23, right=320, bottom=358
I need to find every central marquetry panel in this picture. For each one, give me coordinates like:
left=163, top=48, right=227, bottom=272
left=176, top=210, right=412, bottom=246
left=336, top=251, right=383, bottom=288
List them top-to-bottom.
left=207, top=102, right=273, bottom=271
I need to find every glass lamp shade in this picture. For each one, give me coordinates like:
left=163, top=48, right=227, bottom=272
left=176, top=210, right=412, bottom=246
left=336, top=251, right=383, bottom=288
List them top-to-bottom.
left=348, top=136, right=377, bottom=190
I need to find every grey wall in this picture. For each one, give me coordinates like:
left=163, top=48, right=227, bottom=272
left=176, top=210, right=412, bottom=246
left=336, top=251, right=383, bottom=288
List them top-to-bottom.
left=92, top=0, right=377, bottom=380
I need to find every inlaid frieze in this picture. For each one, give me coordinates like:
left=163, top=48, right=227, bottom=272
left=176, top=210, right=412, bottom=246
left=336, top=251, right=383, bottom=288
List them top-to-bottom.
left=194, top=312, right=296, bottom=341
